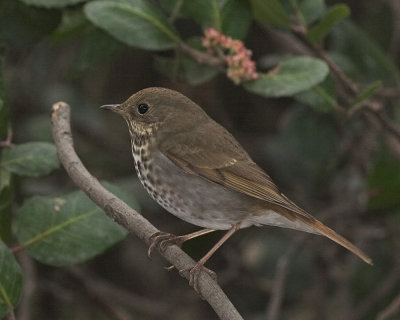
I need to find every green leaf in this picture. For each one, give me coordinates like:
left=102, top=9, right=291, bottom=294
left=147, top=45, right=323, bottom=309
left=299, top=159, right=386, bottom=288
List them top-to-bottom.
left=0, top=0, right=61, bottom=48
left=19, top=0, right=87, bottom=8
left=84, top=0, right=180, bottom=50
left=164, top=0, right=251, bottom=38
left=179, top=0, right=222, bottom=30
left=221, top=0, right=252, bottom=39
left=249, top=0, right=290, bottom=27
left=299, top=0, right=325, bottom=25
left=307, top=4, right=351, bottom=43
left=53, top=8, right=90, bottom=39
left=331, top=20, right=400, bottom=85
left=72, top=27, right=123, bottom=74
left=153, top=38, right=218, bottom=85
left=154, top=55, right=218, bottom=86
left=244, top=56, right=329, bottom=97
left=295, top=75, right=337, bottom=113
left=348, top=80, right=382, bottom=116
left=264, top=106, right=339, bottom=191
left=282, top=107, right=338, bottom=168
left=1, top=142, right=59, bottom=177
left=368, top=147, right=400, bottom=211
left=0, top=169, right=13, bottom=243
left=16, top=183, right=136, bottom=267
left=0, top=240, right=22, bottom=318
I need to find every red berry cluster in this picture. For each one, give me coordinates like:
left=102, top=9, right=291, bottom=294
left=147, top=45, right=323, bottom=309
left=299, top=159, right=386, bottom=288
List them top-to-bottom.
left=202, top=28, right=258, bottom=84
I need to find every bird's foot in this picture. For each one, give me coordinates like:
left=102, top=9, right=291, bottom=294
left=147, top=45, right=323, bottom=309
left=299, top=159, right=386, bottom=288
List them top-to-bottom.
left=147, top=232, right=186, bottom=257
left=179, top=263, right=217, bottom=295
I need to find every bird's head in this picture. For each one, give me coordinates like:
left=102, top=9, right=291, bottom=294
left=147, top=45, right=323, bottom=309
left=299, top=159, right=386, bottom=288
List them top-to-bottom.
left=101, top=87, right=207, bottom=136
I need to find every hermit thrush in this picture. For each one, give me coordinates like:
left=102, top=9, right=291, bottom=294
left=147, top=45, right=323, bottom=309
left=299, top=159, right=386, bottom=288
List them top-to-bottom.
left=101, top=87, right=372, bottom=288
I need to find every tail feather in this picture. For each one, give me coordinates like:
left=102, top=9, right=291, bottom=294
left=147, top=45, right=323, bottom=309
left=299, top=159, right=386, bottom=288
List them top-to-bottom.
left=252, top=209, right=373, bottom=265
left=312, top=220, right=373, bottom=265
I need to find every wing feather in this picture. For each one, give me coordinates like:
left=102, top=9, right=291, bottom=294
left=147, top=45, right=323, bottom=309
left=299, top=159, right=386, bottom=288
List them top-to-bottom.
left=160, top=122, right=310, bottom=219
left=159, top=123, right=372, bottom=265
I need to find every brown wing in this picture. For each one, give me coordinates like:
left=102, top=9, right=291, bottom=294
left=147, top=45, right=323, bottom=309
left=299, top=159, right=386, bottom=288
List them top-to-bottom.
left=160, top=120, right=310, bottom=219
left=159, top=121, right=373, bottom=265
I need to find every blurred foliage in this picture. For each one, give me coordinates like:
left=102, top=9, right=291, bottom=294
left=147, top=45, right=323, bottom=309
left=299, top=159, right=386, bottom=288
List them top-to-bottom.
left=0, top=0, right=399, bottom=319
left=1, top=142, right=59, bottom=177
left=15, top=182, right=135, bottom=266
left=0, top=241, right=22, bottom=319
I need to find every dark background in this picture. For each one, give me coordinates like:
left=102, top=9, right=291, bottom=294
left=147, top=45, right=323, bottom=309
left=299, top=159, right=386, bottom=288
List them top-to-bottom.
left=1, top=0, right=400, bottom=319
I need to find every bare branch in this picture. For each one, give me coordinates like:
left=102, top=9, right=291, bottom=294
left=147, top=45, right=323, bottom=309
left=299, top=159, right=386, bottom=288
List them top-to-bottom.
left=290, top=23, right=400, bottom=156
left=178, top=42, right=225, bottom=68
left=312, top=44, right=359, bottom=96
left=50, top=102, right=244, bottom=320
left=0, top=128, right=12, bottom=148
left=265, top=237, right=304, bottom=320
left=265, top=247, right=291, bottom=320
left=15, top=253, right=37, bottom=320
left=353, top=263, right=400, bottom=320
left=69, top=267, right=170, bottom=318
left=69, top=268, right=131, bottom=320
left=376, top=293, right=400, bottom=320
left=5, top=311, right=16, bottom=320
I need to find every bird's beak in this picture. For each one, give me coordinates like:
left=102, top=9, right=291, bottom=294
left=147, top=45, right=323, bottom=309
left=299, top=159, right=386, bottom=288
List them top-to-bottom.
left=100, top=104, right=121, bottom=112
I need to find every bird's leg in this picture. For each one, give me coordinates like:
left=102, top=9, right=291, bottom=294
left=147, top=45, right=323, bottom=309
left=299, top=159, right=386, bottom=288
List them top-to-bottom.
left=180, top=223, right=241, bottom=293
left=147, top=228, right=216, bottom=257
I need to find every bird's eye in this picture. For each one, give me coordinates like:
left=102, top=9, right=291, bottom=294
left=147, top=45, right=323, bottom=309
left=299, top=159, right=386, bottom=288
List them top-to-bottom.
left=137, top=103, right=149, bottom=114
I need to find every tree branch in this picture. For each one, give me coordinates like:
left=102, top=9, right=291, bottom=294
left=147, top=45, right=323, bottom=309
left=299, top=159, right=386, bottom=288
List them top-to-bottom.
left=290, top=22, right=400, bottom=156
left=178, top=42, right=225, bottom=69
left=50, top=102, right=243, bottom=320
left=265, top=236, right=306, bottom=320
left=265, top=245, right=293, bottom=320
left=15, top=253, right=37, bottom=320
left=353, top=262, right=400, bottom=320
left=68, top=267, right=170, bottom=318
left=69, top=268, right=131, bottom=320
left=376, top=293, right=400, bottom=320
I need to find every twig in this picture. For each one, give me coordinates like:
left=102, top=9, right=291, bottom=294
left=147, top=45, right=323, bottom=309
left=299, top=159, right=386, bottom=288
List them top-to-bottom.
left=168, top=0, right=184, bottom=23
left=290, top=13, right=359, bottom=97
left=290, top=22, right=400, bottom=153
left=178, top=42, right=224, bottom=68
left=312, top=44, right=359, bottom=96
left=312, top=49, right=400, bottom=151
left=377, top=87, right=400, bottom=98
left=50, top=102, right=244, bottom=320
left=365, top=109, right=400, bottom=141
left=362, top=110, right=400, bottom=160
left=0, top=128, right=12, bottom=148
left=265, top=239, right=302, bottom=320
left=15, top=252, right=37, bottom=320
left=265, top=252, right=290, bottom=320
left=353, top=263, right=400, bottom=320
left=69, top=267, right=170, bottom=318
left=69, top=269, right=130, bottom=320
left=376, top=293, right=400, bottom=320
left=5, top=311, right=16, bottom=320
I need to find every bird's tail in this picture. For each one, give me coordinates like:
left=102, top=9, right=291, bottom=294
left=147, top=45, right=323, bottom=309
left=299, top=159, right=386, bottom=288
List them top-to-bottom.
left=251, top=210, right=372, bottom=265
left=311, top=219, right=373, bottom=265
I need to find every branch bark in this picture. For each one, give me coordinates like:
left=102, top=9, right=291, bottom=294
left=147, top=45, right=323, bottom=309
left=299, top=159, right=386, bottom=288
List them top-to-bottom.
left=178, top=42, right=224, bottom=68
left=50, top=102, right=243, bottom=320
left=376, top=293, right=400, bottom=320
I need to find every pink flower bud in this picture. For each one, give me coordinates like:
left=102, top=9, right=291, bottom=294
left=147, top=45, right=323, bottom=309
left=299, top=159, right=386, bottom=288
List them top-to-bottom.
left=201, top=28, right=258, bottom=84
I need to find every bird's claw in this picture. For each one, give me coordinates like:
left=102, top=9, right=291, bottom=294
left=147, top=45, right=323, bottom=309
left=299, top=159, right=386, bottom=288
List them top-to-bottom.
left=147, top=231, right=185, bottom=257
left=148, top=231, right=218, bottom=296
left=179, top=264, right=217, bottom=296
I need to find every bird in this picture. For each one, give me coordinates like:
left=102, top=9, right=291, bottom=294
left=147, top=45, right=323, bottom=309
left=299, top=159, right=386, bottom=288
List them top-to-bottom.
left=101, top=87, right=372, bottom=290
